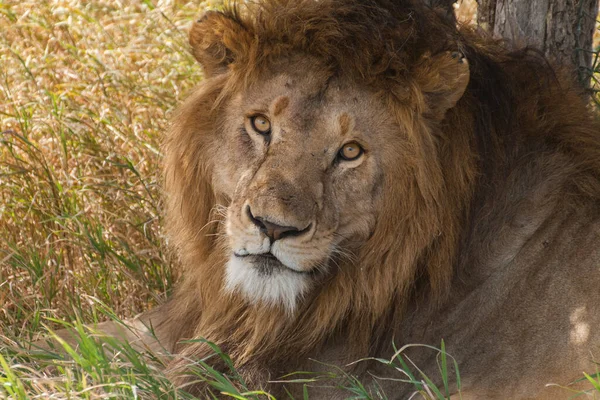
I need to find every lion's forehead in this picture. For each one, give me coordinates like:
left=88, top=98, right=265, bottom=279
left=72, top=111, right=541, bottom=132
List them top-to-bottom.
left=236, top=72, right=386, bottom=140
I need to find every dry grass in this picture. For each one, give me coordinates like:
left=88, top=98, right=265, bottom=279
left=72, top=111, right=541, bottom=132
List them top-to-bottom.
left=0, top=0, right=211, bottom=339
left=0, top=1, right=210, bottom=397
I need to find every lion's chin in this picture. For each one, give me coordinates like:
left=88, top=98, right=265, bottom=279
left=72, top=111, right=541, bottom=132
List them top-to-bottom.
left=224, top=255, right=311, bottom=312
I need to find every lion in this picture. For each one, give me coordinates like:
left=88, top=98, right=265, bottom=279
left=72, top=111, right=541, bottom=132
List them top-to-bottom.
left=41, top=0, right=600, bottom=398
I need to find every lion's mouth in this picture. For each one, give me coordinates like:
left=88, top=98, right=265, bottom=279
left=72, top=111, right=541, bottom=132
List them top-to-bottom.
left=233, top=252, right=313, bottom=276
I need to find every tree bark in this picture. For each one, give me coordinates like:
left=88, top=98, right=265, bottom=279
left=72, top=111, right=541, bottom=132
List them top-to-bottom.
left=476, top=0, right=599, bottom=86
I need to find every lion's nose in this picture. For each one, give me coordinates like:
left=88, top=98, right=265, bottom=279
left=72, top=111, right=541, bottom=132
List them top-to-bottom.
left=246, top=206, right=310, bottom=242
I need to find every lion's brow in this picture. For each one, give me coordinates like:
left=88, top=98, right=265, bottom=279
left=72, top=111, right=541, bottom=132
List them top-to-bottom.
left=272, top=96, right=290, bottom=117
left=338, top=113, right=352, bottom=137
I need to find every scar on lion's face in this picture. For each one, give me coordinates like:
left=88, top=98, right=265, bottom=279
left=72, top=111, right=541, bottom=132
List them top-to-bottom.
left=220, top=61, right=393, bottom=309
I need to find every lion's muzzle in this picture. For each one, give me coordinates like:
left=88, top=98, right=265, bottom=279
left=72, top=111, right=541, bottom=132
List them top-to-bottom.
left=224, top=167, right=334, bottom=310
left=246, top=205, right=312, bottom=242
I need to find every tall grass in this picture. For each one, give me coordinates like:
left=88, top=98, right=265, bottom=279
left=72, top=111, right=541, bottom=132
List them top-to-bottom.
left=0, top=0, right=206, bottom=337
left=0, top=0, right=197, bottom=395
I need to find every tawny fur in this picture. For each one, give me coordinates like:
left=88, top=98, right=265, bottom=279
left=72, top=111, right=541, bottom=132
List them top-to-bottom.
left=104, top=0, right=600, bottom=398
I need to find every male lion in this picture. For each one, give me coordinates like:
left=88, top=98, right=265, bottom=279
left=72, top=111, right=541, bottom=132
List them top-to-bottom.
left=51, top=0, right=600, bottom=398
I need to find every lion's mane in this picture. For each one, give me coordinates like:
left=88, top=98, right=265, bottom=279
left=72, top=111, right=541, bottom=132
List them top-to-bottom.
left=150, top=0, right=600, bottom=392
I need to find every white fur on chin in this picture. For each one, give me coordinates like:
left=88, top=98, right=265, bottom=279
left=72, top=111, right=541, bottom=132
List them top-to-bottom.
left=224, top=256, right=309, bottom=312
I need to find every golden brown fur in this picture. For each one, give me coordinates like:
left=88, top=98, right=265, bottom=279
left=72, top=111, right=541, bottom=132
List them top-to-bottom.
left=129, top=0, right=600, bottom=398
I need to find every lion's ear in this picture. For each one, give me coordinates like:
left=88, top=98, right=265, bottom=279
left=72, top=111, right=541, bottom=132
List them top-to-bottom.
left=189, top=11, right=252, bottom=77
left=413, top=51, right=470, bottom=120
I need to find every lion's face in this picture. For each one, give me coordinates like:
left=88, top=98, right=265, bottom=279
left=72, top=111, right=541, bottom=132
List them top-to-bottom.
left=174, top=8, right=470, bottom=313
left=213, top=57, right=396, bottom=309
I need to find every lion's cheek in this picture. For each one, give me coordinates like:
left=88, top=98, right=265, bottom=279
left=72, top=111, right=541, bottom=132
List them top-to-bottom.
left=212, top=162, right=253, bottom=200
left=328, top=163, right=379, bottom=240
left=330, top=187, right=378, bottom=242
left=225, top=211, right=271, bottom=255
left=337, top=212, right=377, bottom=242
left=271, top=239, right=332, bottom=272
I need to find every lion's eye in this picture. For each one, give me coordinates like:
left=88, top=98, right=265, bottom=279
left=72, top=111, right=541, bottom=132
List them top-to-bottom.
left=250, top=115, right=271, bottom=135
left=338, top=142, right=364, bottom=161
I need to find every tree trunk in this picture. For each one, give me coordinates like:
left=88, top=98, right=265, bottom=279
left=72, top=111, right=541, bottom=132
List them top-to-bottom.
left=476, top=0, right=599, bottom=86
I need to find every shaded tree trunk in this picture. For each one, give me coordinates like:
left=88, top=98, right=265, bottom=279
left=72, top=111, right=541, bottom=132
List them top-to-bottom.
left=476, top=0, right=599, bottom=86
